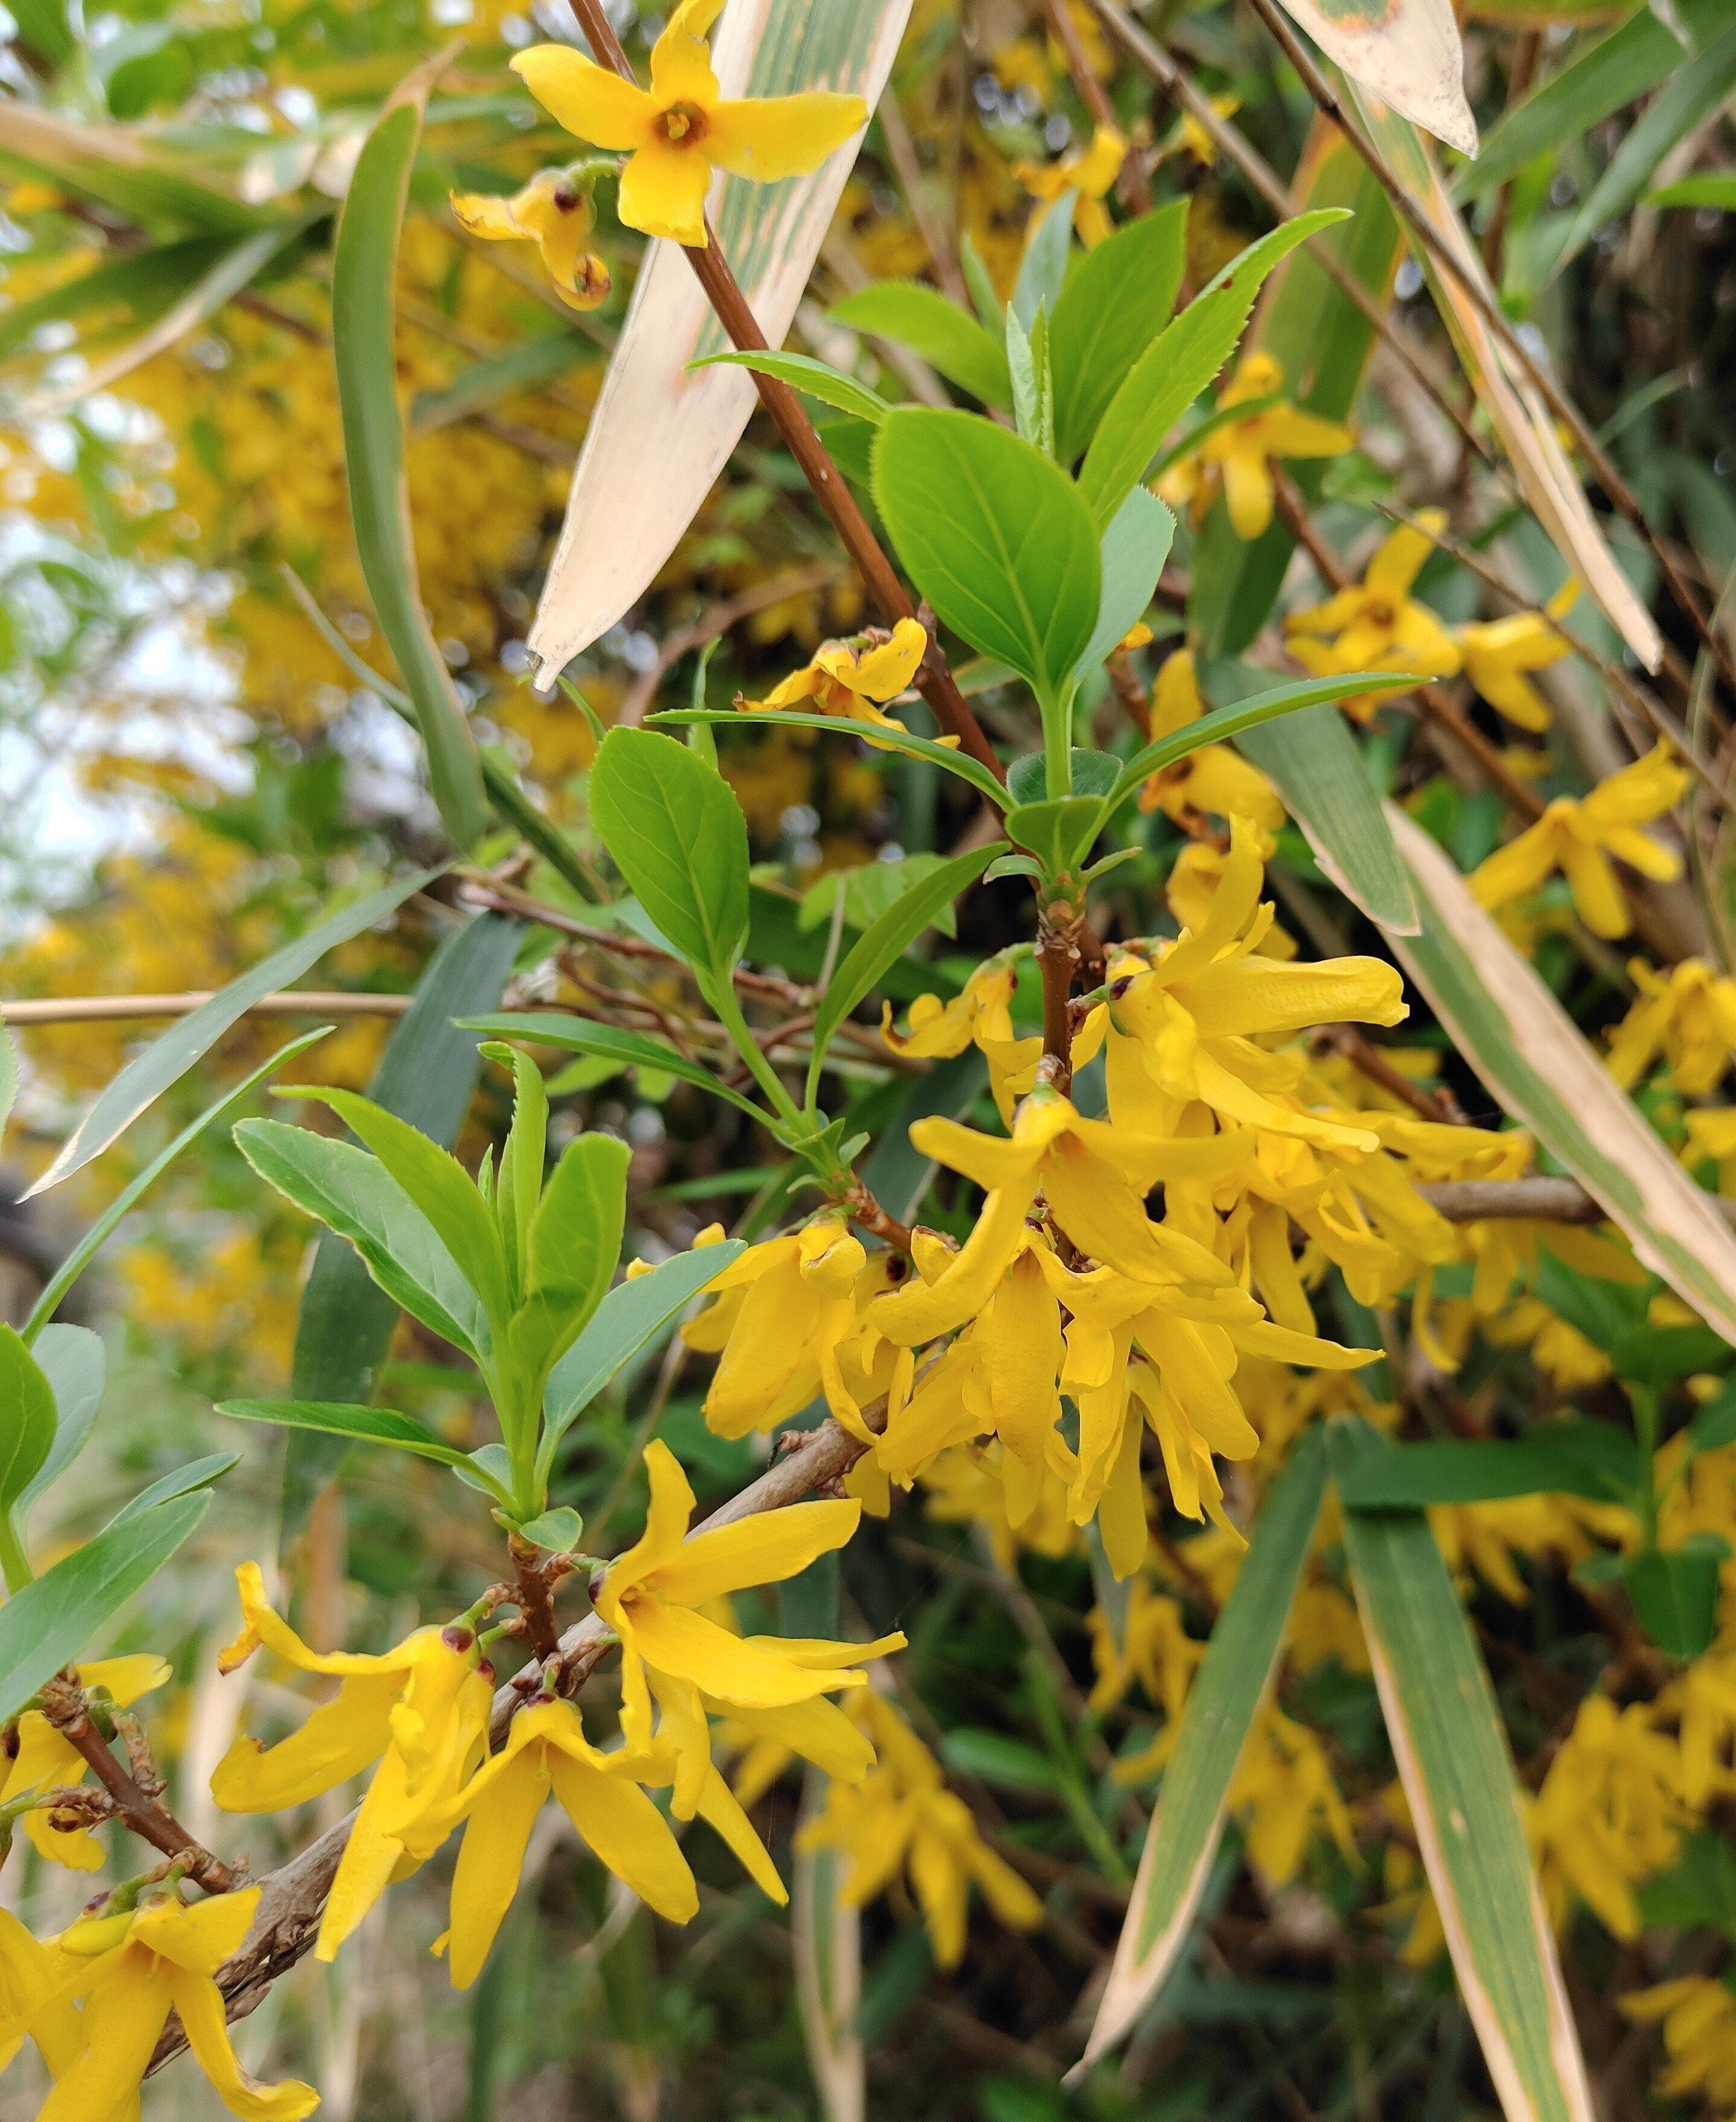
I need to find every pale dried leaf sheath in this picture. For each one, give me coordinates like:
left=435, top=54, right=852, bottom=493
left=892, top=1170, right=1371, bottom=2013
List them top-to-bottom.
left=526, top=0, right=912, bottom=682
left=1273, top=0, right=1477, bottom=158
left=1347, top=90, right=1662, bottom=674
left=1382, top=804, right=1736, bottom=1347
left=1339, top=1442, right=1595, bottom=2122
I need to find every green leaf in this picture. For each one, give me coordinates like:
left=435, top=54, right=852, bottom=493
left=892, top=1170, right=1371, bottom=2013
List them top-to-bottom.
left=7, top=0, right=73, bottom=71
left=1551, top=21, right=1736, bottom=275
left=332, top=89, right=487, bottom=849
left=1647, top=174, right=1736, bottom=211
left=1012, top=192, right=1074, bottom=331
left=1050, top=201, right=1188, bottom=464
left=1078, top=210, right=1349, bottom=531
left=0, top=239, right=225, bottom=365
left=827, top=281, right=1011, bottom=408
left=1004, top=300, right=1054, bottom=455
left=690, top=349, right=891, bottom=424
left=873, top=408, right=1100, bottom=708
left=1075, top=485, right=1174, bottom=680
left=1204, top=663, right=1418, bottom=933
left=650, top=707, right=1009, bottom=807
left=588, top=727, right=750, bottom=994
left=1006, top=797, right=1102, bottom=878
left=806, top=842, right=1003, bottom=1102
left=799, top=853, right=963, bottom=939
left=23, top=874, right=438, bottom=1201
left=282, top=914, right=517, bottom=1538
left=459, top=1014, right=770, bottom=1123
left=23, top=1026, right=332, bottom=1343
left=493, top=1044, right=551, bottom=1288
left=283, top=1087, right=511, bottom=1332
left=236, top=1119, right=487, bottom=1358
left=513, top=1132, right=631, bottom=1388
left=540, top=1241, right=746, bottom=1474
left=21, top=1325, right=105, bottom=1512
left=0, top=1327, right=55, bottom=1515
left=218, top=1398, right=510, bottom=1497
left=1334, top=1421, right=1597, bottom=2122
left=1337, top=1425, right=1640, bottom=1511
left=1079, top=1429, right=1328, bottom=2070
left=107, top=1454, right=238, bottom=1528
left=0, top=1494, right=209, bottom=1728
left=516, top=1505, right=583, bottom=1553
left=1624, top=1544, right=1725, bottom=1662
left=941, top=1728, right=1062, bottom=1795
left=1635, top=1830, right=1736, bottom=1937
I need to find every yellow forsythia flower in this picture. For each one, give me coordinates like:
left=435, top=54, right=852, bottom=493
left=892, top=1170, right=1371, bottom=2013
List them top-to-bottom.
left=513, top=0, right=866, bottom=248
left=1012, top=123, right=1125, bottom=245
left=449, top=166, right=611, bottom=310
left=1157, top=353, right=1352, bottom=543
left=1286, top=512, right=1462, bottom=718
left=1453, top=580, right=1577, bottom=733
left=739, top=617, right=930, bottom=739
left=1137, top=648, right=1285, bottom=830
left=1470, top=745, right=1688, bottom=940
left=880, top=952, right=1041, bottom=1125
left=1605, top=956, right=1736, bottom=1093
left=211, top=1564, right=492, bottom=1963
left=0, top=1655, right=168, bottom=1872
left=798, top=1693, right=1043, bottom=1967
left=14, top=1889, right=317, bottom=2120
left=1621, top=1975, right=1736, bottom=2114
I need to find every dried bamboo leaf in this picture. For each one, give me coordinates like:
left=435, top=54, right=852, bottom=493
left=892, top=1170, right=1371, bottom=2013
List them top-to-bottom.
left=525, top=0, right=911, bottom=684
left=1272, top=0, right=1476, bottom=156
left=1382, top=804, right=1736, bottom=1347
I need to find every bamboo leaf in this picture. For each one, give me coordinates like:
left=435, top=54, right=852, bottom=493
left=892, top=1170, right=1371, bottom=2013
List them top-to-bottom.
left=525, top=1, right=911, bottom=681
left=332, top=65, right=487, bottom=849
left=24, top=213, right=318, bottom=416
left=1199, top=663, right=1418, bottom=933
left=1383, top=804, right=1736, bottom=1349
left=22, top=870, right=438, bottom=1199
left=22, top=1026, right=332, bottom=1342
left=1334, top=1419, right=1596, bottom=2122
left=1075, top=1429, right=1328, bottom=2073
left=0, top=1494, right=209, bottom=1727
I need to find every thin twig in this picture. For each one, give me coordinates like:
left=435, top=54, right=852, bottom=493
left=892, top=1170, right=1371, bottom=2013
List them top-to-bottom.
left=1043, top=0, right=1152, bottom=213
left=1418, top=1177, right=1736, bottom=1228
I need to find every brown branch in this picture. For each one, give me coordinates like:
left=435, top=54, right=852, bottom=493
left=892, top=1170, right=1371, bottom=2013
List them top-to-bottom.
left=563, top=0, right=1006, bottom=785
left=1236, top=0, right=1736, bottom=712
left=618, top=562, right=841, bottom=726
left=1036, top=908, right=1080, bottom=1097
left=0, top=991, right=414, bottom=1026
left=1318, top=1024, right=1463, bottom=1125
left=1418, top=1177, right=1736, bottom=1228
left=507, top=1535, right=563, bottom=1661
left=40, top=1675, right=241, bottom=1895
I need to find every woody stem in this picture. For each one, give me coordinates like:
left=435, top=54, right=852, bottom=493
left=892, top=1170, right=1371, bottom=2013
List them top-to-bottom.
left=563, top=0, right=1005, bottom=783
left=507, top=1535, right=563, bottom=1662
left=40, top=1675, right=240, bottom=1894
